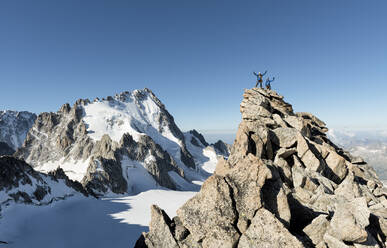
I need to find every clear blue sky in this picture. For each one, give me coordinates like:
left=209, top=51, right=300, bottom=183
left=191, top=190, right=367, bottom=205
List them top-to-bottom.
left=1, top=0, right=386, bottom=139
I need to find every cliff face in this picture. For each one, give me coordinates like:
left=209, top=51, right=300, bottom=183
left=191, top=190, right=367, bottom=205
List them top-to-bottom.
left=136, top=88, right=387, bottom=248
left=0, top=110, right=36, bottom=151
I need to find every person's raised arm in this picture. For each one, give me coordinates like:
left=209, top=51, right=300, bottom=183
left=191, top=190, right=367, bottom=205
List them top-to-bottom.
left=262, top=70, right=268, bottom=76
left=253, top=72, right=258, bottom=77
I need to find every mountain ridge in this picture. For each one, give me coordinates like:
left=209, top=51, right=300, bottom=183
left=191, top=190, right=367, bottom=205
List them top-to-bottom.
left=14, top=88, right=226, bottom=196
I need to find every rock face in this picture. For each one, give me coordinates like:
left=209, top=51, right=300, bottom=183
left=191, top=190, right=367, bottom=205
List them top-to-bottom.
left=136, top=88, right=387, bottom=248
left=15, top=89, right=223, bottom=196
left=0, top=110, right=36, bottom=150
left=0, top=155, right=88, bottom=216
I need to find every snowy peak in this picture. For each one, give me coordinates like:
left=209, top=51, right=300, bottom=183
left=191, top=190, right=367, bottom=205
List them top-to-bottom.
left=80, top=88, right=196, bottom=171
left=82, top=88, right=185, bottom=146
left=16, top=89, right=223, bottom=195
left=0, top=110, right=36, bottom=150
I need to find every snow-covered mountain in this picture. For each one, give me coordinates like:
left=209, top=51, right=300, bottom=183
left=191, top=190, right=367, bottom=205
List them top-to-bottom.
left=15, top=89, right=224, bottom=196
left=0, top=110, right=36, bottom=153
left=328, top=128, right=387, bottom=181
left=0, top=155, right=88, bottom=217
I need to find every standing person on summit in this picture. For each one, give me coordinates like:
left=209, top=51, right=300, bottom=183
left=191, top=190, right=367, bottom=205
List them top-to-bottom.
left=253, top=71, right=267, bottom=88
left=265, top=77, right=275, bottom=90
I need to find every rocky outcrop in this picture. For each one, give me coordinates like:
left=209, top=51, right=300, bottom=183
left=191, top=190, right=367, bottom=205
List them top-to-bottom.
left=136, top=88, right=387, bottom=248
left=15, top=89, right=201, bottom=195
left=0, top=110, right=36, bottom=150
left=0, top=156, right=88, bottom=216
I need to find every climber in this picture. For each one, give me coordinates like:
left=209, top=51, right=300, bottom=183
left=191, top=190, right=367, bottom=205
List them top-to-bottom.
left=253, top=70, right=267, bottom=88
left=265, top=77, right=275, bottom=90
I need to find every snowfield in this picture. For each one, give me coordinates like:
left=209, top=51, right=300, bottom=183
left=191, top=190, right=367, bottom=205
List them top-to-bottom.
left=34, top=158, right=91, bottom=182
left=0, top=190, right=197, bottom=248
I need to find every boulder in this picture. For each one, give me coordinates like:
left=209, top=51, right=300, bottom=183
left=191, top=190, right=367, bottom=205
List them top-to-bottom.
left=296, top=112, right=326, bottom=128
left=272, top=114, right=288, bottom=128
left=284, top=115, right=311, bottom=137
left=270, top=127, right=298, bottom=148
left=297, top=134, right=325, bottom=172
left=325, top=151, right=348, bottom=182
left=224, top=154, right=273, bottom=228
left=335, top=171, right=361, bottom=200
left=176, top=175, right=240, bottom=247
left=328, top=197, right=370, bottom=243
left=138, top=205, right=179, bottom=248
left=238, top=208, right=304, bottom=248
left=303, top=214, right=330, bottom=246
left=323, top=233, right=352, bottom=248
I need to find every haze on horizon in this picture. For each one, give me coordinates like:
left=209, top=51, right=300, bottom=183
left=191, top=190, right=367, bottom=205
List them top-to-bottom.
left=1, top=0, right=386, bottom=143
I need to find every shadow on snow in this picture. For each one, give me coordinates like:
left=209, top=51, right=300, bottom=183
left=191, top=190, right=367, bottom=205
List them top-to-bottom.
left=0, top=197, right=147, bottom=248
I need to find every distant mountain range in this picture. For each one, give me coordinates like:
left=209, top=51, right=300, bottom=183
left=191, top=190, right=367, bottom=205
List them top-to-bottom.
left=328, top=128, right=387, bottom=181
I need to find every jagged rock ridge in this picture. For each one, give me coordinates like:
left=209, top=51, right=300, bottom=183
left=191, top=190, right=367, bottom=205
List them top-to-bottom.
left=136, top=88, right=387, bottom=248
left=15, top=89, right=223, bottom=195
left=0, top=155, right=88, bottom=216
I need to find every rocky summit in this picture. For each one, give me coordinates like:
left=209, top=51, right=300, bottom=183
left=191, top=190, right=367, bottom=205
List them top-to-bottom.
left=135, top=88, right=387, bottom=248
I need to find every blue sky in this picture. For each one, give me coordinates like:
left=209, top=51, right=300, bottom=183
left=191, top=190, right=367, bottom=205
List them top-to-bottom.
left=1, top=0, right=386, bottom=142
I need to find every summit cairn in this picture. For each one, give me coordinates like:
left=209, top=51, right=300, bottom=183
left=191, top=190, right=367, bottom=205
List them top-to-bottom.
left=135, top=87, right=387, bottom=248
